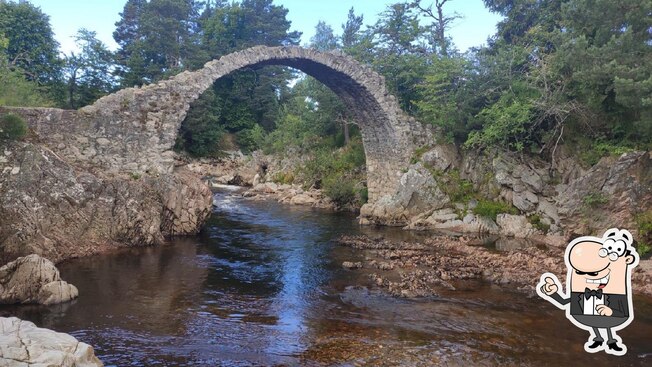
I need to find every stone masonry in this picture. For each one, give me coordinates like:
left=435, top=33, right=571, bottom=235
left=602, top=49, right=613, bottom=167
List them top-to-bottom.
left=1, top=46, right=427, bottom=204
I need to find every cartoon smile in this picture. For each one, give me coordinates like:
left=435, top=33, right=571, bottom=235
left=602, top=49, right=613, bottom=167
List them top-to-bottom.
left=586, top=270, right=611, bottom=289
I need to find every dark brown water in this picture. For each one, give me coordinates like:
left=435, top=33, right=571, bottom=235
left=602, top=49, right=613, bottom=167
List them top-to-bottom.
left=2, top=187, right=652, bottom=366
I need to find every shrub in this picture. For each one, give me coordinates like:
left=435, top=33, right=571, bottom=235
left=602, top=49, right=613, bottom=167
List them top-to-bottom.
left=0, top=113, right=28, bottom=140
left=272, top=171, right=295, bottom=185
left=323, top=176, right=357, bottom=207
left=582, top=192, right=609, bottom=208
left=473, top=199, right=518, bottom=221
left=636, top=210, right=652, bottom=258
left=528, top=214, right=550, bottom=233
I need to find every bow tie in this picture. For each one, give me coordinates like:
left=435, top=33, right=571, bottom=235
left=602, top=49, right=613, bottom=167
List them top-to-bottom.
left=584, top=288, right=603, bottom=300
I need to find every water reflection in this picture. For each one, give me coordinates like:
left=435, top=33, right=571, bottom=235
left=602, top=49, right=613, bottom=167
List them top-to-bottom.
left=1, top=188, right=651, bottom=366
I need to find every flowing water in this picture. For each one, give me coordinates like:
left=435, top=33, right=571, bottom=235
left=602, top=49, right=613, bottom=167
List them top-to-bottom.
left=3, top=188, right=652, bottom=366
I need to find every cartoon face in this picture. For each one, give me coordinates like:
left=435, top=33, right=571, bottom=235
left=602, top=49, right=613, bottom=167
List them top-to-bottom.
left=567, top=229, right=638, bottom=295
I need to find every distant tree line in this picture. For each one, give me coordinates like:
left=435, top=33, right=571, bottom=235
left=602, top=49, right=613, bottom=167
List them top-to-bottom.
left=0, top=0, right=650, bottom=166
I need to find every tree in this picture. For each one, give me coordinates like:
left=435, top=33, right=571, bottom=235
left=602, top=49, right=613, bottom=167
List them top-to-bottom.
left=113, top=0, right=203, bottom=86
left=176, top=0, right=302, bottom=155
left=410, top=0, right=461, bottom=56
left=555, top=0, right=652, bottom=145
left=0, top=1, right=61, bottom=85
left=341, top=7, right=363, bottom=50
left=310, top=21, right=338, bottom=51
left=63, top=29, right=116, bottom=109
left=0, top=32, right=51, bottom=107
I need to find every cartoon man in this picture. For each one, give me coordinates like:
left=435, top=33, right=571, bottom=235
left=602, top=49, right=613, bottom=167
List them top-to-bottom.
left=537, top=228, right=639, bottom=356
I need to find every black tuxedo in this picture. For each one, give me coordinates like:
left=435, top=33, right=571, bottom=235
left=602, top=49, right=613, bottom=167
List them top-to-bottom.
left=550, top=291, right=629, bottom=333
left=551, top=291, right=629, bottom=317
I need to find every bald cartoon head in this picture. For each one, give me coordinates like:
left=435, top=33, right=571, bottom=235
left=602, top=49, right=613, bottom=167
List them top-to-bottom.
left=566, top=229, right=639, bottom=295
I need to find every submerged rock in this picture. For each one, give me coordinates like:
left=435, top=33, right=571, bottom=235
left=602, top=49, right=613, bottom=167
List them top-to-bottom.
left=0, top=254, right=78, bottom=305
left=0, top=317, right=103, bottom=366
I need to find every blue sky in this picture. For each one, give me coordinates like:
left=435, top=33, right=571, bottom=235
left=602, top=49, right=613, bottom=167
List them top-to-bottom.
left=28, top=0, right=502, bottom=54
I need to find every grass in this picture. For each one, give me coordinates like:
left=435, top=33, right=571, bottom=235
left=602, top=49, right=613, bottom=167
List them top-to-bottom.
left=410, top=144, right=432, bottom=164
left=430, top=168, right=476, bottom=203
left=272, top=171, right=295, bottom=185
left=473, top=199, right=518, bottom=221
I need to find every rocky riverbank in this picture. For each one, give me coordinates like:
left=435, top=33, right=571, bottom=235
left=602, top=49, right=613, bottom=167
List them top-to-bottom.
left=0, top=142, right=213, bottom=265
left=180, top=146, right=652, bottom=249
left=336, top=235, right=652, bottom=298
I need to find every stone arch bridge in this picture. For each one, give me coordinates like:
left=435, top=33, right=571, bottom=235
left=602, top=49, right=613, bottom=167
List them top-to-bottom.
left=5, top=46, right=430, bottom=205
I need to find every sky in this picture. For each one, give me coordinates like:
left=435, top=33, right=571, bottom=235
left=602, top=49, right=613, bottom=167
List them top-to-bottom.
left=27, top=0, right=502, bottom=55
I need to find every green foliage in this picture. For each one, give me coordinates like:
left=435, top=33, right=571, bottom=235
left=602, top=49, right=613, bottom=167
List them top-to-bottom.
left=113, top=0, right=204, bottom=85
left=0, top=1, right=61, bottom=85
left=310, top=21, right=339, bottom=51
left=62, top=29, right=116, bottom=108
left=415, top=56, right=471, bottom=142
left=0, top=65, right=51, bottom=107
left=465, top=88, right=537, bottom=152
left=0, top=113, right=27, bottom=140
left=236, top=124, right=266, bottom=153
left=578, top=140, right=636, bottom=166
left=298, top=141, right=366, bottom=207
left=431, top=169, right=475, bottom=203
left=271, top=171, right=295, bottom=185
left=129, top=172, right=142, bottom=180
left=323, top=176, right=357, bottom=207
left=582, top=192, right=609, bottom=208
left=473, top=199, right=518, bottom=221
left=635, top=210, right=652, bottom=258
left=528, top=214, right=550, bottom=234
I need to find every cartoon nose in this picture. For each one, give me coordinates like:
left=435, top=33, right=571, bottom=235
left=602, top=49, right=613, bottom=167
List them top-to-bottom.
left=569, top=241, right=609, bottom=272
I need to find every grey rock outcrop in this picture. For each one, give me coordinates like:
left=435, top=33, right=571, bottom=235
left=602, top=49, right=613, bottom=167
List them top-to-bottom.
left=0, top=142, right=212, bottom=264
left=557, top=151, right=652, bottom=234
left=360, top=163, right=449, bottom=226
left=0, top=255, right=77, bottom=305
left=0, top=317, right=103, bottom=366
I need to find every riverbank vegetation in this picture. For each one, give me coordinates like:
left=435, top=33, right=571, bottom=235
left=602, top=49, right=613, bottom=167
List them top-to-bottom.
left=0, top=0, right=650, bottom=207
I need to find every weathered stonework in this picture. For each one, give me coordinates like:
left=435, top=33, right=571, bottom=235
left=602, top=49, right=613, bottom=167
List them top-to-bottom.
left=0, top=46, right=426, bottom=206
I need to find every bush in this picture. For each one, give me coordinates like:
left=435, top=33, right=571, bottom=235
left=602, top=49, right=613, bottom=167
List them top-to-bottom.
left=0, top=113, right=28, bottom=140
left=323, top=176, right=357, bottom=207
left=582, top=192, right=609, bottom=208
left=473, top=199, right=518, bottom=221
left=636, top=210, right=652, bottom=258
left=528, top=214, right=550, bottom=233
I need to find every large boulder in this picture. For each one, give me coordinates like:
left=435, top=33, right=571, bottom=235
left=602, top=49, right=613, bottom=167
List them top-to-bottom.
left=0, top=142, right=212, bottom=264
left=360, top=163, right=450, bottom=226
left=0, top=254, right=77, bottom=305
left=0, top=317, right=103, bottom=366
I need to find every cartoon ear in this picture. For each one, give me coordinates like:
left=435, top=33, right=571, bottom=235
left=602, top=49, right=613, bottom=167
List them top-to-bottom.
left=619, top=229, right=634, bottom=246
left=625, top=254, right=635, bottom=265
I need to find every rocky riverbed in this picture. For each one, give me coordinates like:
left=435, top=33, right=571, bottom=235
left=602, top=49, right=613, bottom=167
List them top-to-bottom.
left=336, top=235, right=652, bottom=298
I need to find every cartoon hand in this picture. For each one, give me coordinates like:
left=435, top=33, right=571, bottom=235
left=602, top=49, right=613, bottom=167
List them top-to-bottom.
left=541, top=276, right=558, bottom=295
left=596, top=305, right=613, bottom=316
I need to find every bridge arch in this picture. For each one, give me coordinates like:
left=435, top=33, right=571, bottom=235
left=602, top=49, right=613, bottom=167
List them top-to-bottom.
left=29, top=46, right=422, bottom=204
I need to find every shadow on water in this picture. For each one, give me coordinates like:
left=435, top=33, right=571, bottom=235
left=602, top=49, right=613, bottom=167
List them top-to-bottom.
left=1, top=187, right=651, bottom=366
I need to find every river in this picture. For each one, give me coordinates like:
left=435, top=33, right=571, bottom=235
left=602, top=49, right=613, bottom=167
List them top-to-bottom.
left=3, top=188, right=652, bottom=366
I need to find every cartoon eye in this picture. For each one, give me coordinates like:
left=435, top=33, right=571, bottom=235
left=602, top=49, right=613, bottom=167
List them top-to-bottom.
left=614, top=239, right=626, bottom=256
left=598, top=248, right=609, bottom=258
left=609, top=252, right=619, bottom=261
